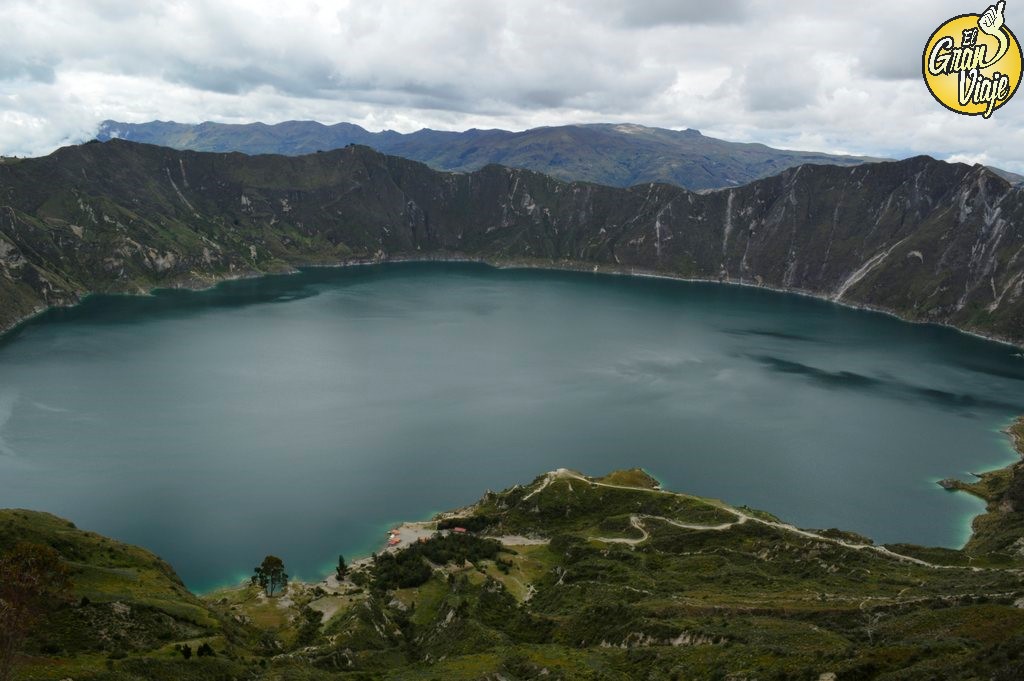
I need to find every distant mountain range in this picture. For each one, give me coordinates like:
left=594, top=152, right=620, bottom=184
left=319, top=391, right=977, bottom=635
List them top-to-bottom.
left=96, top=120, right=892, bottom=191
left=1, top=139, right=1022, bottom=344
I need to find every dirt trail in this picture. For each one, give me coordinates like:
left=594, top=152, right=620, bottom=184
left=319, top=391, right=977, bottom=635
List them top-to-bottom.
left=534, top=469, right=982, bottom=571
left=591, top=512, right=748, bottom=545
left=591, top=515, right=649, bottom=545
left=486, top=534, right=550, bottom=546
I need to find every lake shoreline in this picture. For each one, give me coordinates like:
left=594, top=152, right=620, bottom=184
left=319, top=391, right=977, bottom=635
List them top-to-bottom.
left=3, top=252, right=1023, bottom=351
left=3, top=253, right=1022, bottom=593
left=937, top=415, right=1024, bottom=552
left=204, top=416, right=1024, bottom=598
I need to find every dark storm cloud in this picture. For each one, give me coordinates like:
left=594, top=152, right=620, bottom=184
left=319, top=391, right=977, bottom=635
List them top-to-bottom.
left=161, top=60, right=339, bottom=98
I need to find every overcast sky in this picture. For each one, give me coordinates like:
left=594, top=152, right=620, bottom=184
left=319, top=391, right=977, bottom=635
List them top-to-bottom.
left=1, top=0, right=1022, bottom=171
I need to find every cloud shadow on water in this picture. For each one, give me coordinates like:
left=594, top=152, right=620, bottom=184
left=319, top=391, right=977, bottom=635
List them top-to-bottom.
left=724, top=328, right=821, bottom=343
left=746, top=354, right=1024, bottom=414
left=0, top=391, right=18, bottom=457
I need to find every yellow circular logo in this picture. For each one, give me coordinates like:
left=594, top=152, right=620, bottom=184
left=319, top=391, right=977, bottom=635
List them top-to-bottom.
left=923, top=1, right=1023, bottom=117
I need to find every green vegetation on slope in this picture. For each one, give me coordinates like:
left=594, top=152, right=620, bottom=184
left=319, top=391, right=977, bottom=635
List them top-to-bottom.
left=939, top=416, right=1024, bottom=561
left=4, top=423, right=1024, bottom=680
left=0, top=509, right=265, bottom=680
left=371, top=534, right=507, bottom=591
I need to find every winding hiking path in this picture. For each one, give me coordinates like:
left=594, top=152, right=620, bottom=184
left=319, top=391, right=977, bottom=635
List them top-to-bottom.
left=533, top=469, right=982, bottom=571
left=592, top=513, right=747, bottom=544
left=591, top=514, right=649, bottom=545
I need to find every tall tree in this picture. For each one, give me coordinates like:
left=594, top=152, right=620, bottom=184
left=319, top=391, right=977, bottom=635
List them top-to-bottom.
left=0, top=542, right=72, bottom=681
left=335, top=554, right=347, bottom=581
left=252, top=555, right=288, bottom=596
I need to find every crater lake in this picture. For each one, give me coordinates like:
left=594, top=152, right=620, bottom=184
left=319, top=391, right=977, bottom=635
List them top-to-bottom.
left=1, top=262, right=1022, bottom=591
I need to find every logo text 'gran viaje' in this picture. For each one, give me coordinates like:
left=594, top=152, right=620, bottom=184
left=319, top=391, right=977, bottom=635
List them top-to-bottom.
left=923, top=1, right=1023, bottom=117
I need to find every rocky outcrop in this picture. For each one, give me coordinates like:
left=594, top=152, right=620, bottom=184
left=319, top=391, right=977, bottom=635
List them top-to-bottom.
left=1, top=140, right=1023, bottom=344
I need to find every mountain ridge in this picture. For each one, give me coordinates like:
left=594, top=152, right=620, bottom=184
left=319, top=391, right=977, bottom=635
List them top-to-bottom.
left=95, top=119, right=888, bottom=191
left=1, top=139, right=1022, bottom=346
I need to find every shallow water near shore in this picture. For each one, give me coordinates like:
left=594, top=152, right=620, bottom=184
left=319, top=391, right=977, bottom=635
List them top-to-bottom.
left=0, top=262, right=1021, bottom=591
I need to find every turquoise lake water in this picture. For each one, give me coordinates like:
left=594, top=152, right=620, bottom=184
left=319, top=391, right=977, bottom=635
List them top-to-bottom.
left=0, top=262, right=1021, bottom=591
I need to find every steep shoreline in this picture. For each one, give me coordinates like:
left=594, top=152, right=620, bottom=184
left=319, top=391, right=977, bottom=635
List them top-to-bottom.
left=2, top=142, right=1024, bottom=346
left=5, top=252, right=1024, bottom=351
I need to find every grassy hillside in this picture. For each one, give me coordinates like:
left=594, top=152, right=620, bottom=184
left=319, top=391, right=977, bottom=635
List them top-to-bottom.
left=5, top=447, right=1024, bottom=679
left=0, top=510, right=257, bottom=680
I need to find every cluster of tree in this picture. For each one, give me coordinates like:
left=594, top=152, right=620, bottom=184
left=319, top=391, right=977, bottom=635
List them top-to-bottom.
left=436, top=515, right=494, bottom=532
left=371, top=533, right=505, bottom=590
left=418, top=533, right=504, bottom=565
left=0, top=542, right=71, bottom=681
left=371, top=549, right=431, bottom=590
left=252, top=555, right=288, bottom=596
left=474, top=576, right=555, bottom=644
left=295, top=605, right=324, bottom=647
left=174, top=642, right=215, bottom=660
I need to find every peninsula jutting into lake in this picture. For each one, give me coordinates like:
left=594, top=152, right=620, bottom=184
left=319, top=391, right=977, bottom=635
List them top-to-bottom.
left=4, top=442, right=1024, bottom=680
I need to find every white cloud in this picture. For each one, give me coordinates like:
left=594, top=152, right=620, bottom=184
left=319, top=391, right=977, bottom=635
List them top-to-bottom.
left=0, top=0, right=1022, bottom=173
left=946, top=152, right=993, bottom=165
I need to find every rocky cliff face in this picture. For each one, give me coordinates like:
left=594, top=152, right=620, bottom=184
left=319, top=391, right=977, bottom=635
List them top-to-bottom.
left=1, top=140, right=1022, bottom=344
